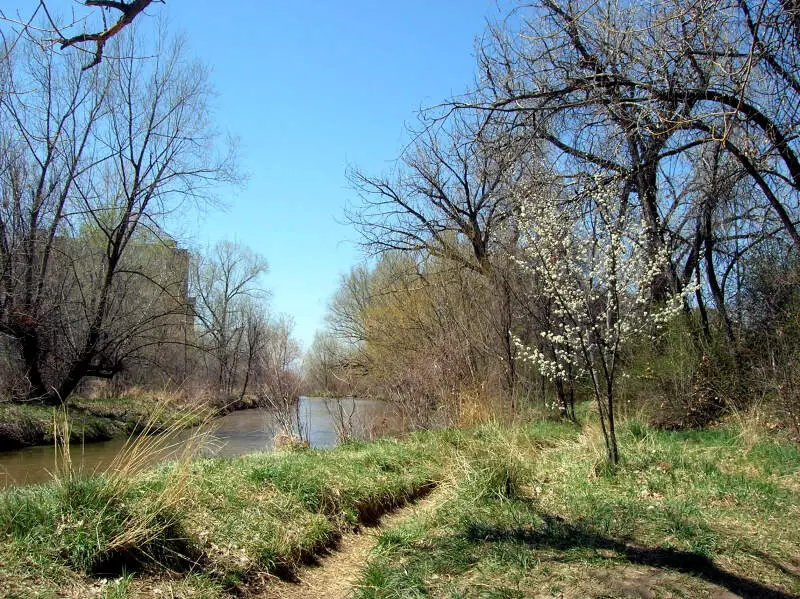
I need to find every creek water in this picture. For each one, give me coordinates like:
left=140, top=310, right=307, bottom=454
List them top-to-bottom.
left=0, top=397, right=394, bottom=489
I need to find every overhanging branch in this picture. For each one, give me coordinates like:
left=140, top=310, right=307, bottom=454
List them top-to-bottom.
left=57, top=0, right=159, bottom=70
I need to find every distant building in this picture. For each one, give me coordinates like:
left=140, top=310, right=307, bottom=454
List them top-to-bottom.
left=51, top=234, right=196, bottom=393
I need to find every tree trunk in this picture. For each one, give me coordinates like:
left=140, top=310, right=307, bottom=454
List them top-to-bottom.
left=606, top=377, right=619, bottom=467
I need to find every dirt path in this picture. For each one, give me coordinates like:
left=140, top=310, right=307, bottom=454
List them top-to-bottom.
left=257, top=489, right=445, bottom=599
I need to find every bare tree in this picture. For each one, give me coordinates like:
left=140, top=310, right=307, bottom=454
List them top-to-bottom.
left=54, top=0, right=159, bottom=70
left=475, top=0, right=800, bottom=278
left=0, top=31, right=236, bottom=405
left=348, top=108, right=537, bottom=397
left=348, top=109, right=527, bottom=272
left=191, top=241, right=268, bottom=401
left=319, top=252, right=508, bottom=427
left=327, top=265, right=372, bottom=346
left=239, top=301, right=268, bottom=402
left=257, top=316, right=304, bottom=437
left=305, top=331, right=353, bottom=396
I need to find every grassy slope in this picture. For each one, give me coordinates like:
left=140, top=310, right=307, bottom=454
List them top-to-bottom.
left=0, top=419, right=798, bottom=598
left=357, top=422, right=800, bottom=598
left=0, top=434, right=448, bottom=598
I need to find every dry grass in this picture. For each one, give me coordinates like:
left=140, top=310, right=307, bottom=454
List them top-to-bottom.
left=453, top=385, right=505, bottom=427
left=726, top=400, right=778, bottom=450
left=100, top=403, right=213, bottom=556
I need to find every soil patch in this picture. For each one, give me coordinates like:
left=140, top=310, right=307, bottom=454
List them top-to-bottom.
left=255, top=487, right=445, bottom=599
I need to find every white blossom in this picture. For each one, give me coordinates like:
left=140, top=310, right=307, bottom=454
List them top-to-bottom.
left=511, top=174, right=697, bottom=462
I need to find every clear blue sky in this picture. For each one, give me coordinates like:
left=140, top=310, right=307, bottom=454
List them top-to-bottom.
left=12, top=1, right=507, bottom=348
left=167, top=1, right=509, bottom=349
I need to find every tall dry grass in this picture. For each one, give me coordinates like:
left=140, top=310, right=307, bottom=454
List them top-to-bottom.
left=453, top=385, right=505, bottom=427
left=50, top=399, right=215, bottom=563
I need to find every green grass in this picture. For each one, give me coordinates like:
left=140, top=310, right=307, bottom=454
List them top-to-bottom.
left=0, top=395, right=206, bottom=451
left=1, top=416, right=798, bottom=598
left=354, top=420, right=800, bottom=599
left=0, top=431, right=451, bottom=597
left=166, top=437, right=443, bottom=584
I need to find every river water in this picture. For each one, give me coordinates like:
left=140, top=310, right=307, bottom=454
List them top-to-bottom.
left=0, top=397, right=394, bottom=489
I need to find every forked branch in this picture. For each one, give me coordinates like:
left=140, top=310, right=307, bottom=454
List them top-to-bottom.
left=57, top=0, right=159, bottom=70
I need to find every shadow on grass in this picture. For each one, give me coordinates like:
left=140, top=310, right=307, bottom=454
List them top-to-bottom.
left=463, top=514, right=798, bottom=599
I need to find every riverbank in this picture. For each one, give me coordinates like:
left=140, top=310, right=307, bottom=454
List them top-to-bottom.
left=0, top=394, right=257, bottom=452
left=0, top=418, right=798, bottom=598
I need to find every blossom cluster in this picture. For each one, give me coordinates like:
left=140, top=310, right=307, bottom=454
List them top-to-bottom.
left=512, top=175, right=698, bottom=383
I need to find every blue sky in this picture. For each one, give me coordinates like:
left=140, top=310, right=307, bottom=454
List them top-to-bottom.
left=9, top=1, right=506, bottom=348
left=167, top=1, right=508, bottom=349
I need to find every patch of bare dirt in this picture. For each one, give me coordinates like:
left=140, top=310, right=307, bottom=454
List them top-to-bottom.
left=255, top=489, right=445, bottom=599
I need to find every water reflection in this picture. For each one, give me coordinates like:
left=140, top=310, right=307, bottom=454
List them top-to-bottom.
left=0, top=397, right=394, bottom=489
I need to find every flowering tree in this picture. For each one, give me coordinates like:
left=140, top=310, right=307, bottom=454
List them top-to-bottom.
left=513, top=176, right=693, bottom=465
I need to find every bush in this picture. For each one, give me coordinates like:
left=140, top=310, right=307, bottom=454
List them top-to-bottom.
left=621, top=318, right=745, bottom=430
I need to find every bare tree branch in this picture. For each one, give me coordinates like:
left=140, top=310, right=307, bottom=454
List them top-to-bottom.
left=56, top=0, right=159, bottom=70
